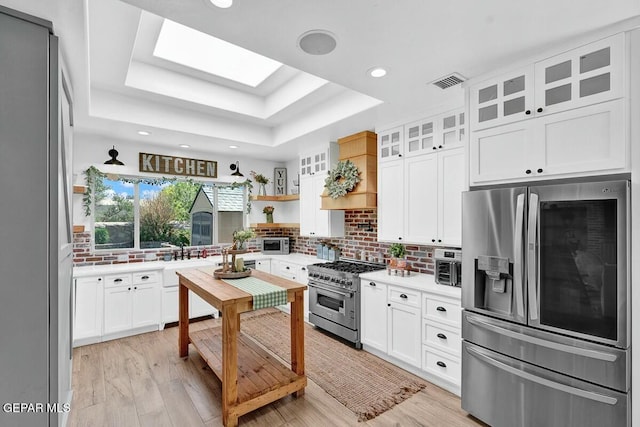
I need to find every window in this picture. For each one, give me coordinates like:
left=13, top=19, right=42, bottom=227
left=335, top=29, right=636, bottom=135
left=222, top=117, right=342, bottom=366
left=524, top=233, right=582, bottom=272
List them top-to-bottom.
left=92, top=177, right=246, bottom=251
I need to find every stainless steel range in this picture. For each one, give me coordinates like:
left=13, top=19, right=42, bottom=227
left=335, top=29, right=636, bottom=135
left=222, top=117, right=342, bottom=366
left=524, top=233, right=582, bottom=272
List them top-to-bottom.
left=307, top=259, right=386, bottom=349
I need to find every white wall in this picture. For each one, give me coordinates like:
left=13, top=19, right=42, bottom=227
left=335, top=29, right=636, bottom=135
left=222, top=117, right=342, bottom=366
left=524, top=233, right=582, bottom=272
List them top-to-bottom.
left=72, top=133, right=289, bottom=228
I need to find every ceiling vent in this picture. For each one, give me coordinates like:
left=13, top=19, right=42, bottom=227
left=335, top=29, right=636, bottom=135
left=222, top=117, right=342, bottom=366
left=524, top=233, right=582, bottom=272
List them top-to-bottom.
left=431, top=73, right=466, bottom=89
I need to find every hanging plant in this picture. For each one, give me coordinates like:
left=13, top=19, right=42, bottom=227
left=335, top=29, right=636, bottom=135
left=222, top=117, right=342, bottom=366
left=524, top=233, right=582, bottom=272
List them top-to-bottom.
left=324, top=160, right=361, bottom=199
left=82, top=166, right=105, bottom=216
left=229, top=179, right=254, bottom=214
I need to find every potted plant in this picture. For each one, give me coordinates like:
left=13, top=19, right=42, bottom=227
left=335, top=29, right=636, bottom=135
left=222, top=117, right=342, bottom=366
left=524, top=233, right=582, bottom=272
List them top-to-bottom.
left=250, top=171, right=270, bottom=196
left=263, top=205, right=274, bottom=223
left=232, top=228, right=256, bottom=250
left=388, top=243, right=406, bottom=269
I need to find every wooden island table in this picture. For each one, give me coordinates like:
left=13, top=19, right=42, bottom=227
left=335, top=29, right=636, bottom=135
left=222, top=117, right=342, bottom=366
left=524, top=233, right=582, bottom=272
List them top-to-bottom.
left=177, top=268, right=307, bottom=427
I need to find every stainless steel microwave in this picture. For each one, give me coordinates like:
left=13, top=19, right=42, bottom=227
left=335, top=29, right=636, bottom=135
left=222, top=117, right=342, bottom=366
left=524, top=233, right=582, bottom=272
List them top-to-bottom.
left=261, top=237, right=290, bottom=254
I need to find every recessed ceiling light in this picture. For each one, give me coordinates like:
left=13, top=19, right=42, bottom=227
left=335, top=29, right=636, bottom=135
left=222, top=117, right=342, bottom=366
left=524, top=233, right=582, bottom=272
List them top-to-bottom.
left=209, top=0, right=233, bottom=8
left=298, top=30, right=337, bottom=55
left=369, top=67, right=387, bottom=78
left=138, top=130, right=151, bottom=136
left=179, top=144, right=191, bottom=148
left=229, top=145, right=238, bottom=149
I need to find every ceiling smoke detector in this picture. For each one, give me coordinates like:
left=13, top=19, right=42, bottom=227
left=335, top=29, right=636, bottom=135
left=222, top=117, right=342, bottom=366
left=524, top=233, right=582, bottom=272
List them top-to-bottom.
left=298, top=30, right=337, bottom=55
left=430, top=73, right=466, bottom=89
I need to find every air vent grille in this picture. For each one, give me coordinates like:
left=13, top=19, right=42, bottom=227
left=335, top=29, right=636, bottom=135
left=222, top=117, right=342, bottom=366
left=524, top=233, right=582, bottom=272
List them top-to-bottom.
left=431, top=73, right=466, bottom=89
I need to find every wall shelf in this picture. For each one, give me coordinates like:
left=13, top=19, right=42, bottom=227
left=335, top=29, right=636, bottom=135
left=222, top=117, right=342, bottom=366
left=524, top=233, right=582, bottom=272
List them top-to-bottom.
left=73, top=185, right=87, bottom=194
left=251, top=195, right=299, bottom=202
left=250, top=223, right=299, bottom=229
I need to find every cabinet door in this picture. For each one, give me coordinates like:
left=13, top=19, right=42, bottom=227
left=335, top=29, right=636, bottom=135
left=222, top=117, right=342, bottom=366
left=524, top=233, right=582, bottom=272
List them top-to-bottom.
left=534, top=33, right=623, bottom=117
left=470, top=67, right=534, bottom=131
left=533, top=99, right=626, bottom=177
left=438, top=110, right=466, bottom=151
left=405, top=118, right=436, bottom=157
left=469, top=120, right=535, bottom=185
left=378, top=126, right=404, bottom=162
left=438, top=149, right=465, bottom=247
left=404, top=154, right=437, bottom=244
left=377, top=159, right=404, bottom=242
left=312, top=174, right=330, bottom=237
left=299, top=176, right=316, bottom=236
left=255, top=259, right=271, bottom=273
left=74, top=277, right=103, bottom=342
left=360, top=280, right=388, bottom=352
left=131, top=283, right=158, bottom=329
left=103, top=286, right=133, bottom=335
left=161, top=287, right=178, bottom=326
left=190, top=292, right=218, bottom=318
left=388, top=302, right=421, bottom=367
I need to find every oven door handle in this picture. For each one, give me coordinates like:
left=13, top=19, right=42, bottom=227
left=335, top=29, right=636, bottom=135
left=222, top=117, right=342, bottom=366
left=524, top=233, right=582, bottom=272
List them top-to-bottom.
left=309, top=281, right=353, bottom=298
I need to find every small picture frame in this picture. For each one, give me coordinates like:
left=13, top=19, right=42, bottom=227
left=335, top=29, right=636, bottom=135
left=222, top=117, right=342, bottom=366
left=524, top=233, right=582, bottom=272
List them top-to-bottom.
left=274, top=167, right=287, bottom=196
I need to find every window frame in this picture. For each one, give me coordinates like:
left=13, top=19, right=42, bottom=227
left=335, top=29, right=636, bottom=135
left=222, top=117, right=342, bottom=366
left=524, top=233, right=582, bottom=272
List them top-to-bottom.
left=90, top=176, right=248, bottom=252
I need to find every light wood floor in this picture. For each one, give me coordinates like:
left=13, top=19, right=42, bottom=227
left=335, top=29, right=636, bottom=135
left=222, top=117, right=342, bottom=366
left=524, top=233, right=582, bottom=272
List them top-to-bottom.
left=68, top=318, right=486, bottom=427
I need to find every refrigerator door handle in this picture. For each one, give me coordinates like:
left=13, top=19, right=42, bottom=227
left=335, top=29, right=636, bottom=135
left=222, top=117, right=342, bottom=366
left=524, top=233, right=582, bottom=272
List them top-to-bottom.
left=527, top=192, right=539, bottom=321
left=514, top=193, right=525, bottom=318
left=465, top=313, right=617, bottom=362
left=465, top=345, right=618, bottom=405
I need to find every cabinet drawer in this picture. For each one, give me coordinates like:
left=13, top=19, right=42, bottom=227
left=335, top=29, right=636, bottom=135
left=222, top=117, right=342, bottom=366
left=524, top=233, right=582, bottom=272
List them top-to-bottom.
left=278, top=261, right=297, bottom=280
left=133, top=271, right=160, bottom=285
left=104, top=273, right=132, bottom=288
left=388, top=286, right=421, bottom=308
left=424, top=295, right=461, bottom=327
left=423, top=319, right=461, bottom=356
left=423, top=346, right=461, bottom=386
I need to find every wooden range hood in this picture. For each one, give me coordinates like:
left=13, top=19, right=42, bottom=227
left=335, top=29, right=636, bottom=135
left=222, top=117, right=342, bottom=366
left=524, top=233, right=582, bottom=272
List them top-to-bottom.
left=321, top=131, right=377, bottom=210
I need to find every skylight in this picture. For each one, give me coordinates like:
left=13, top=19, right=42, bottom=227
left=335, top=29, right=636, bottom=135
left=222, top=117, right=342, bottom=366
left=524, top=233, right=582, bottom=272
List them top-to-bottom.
left=153, top=19, right=282, bottom=88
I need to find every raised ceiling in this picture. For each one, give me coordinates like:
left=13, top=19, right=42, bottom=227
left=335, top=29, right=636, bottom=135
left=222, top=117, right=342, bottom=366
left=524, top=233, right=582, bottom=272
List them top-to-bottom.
left=2, top=0, right=640, bottom=161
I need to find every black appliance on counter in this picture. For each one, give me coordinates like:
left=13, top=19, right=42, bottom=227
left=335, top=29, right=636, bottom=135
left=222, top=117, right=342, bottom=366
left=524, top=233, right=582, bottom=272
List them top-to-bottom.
left=307, top=259, right=386, bottom=349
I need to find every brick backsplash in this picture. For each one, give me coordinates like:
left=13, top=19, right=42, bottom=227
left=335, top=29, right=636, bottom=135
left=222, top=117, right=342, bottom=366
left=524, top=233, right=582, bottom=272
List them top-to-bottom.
left=73, top=209, right=437, bottom=274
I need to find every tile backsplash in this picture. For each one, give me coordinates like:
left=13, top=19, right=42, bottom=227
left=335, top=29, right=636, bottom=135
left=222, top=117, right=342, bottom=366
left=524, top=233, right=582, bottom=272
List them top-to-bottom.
left=73, top=209, right=439, bottom=274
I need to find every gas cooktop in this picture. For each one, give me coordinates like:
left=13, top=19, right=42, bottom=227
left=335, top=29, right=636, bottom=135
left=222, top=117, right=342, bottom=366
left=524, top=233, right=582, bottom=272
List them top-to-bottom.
left=309, top=259, right=386, bottom=275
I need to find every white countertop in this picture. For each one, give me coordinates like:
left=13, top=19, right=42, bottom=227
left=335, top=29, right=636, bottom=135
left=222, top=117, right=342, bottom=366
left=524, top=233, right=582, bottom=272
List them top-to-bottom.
left=73, top=252, right=324, bottom=278
left=360, top=270, right=461, bottom=299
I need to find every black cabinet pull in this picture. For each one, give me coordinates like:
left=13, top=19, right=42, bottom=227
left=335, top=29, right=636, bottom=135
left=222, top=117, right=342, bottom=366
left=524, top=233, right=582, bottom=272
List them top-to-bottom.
left=537, top=107, right=543, bottom=113
left=525, top=110, right=531, bottom=115
left=438, top=145, right=442, bottom=149
left=432, top=146, right=437, bottom=150
left=398, top=154, right=402, bottom=157
left=537, top=168, right=543, bottom=173
left=525, top=169, right=532, bottom=174
left=398, top=237, right=402, bottom=240
left=432, top=239, right=436, bottom=243
left=437, top=239, right=442, bottom=243
left=286, top=266, right=290, bottom=270
left=301, top=267, right=306, bottom=271
left=141, top=275, right=149, bottom=280
left=98, top=278, right=102, bottom=281
left=114, top=278, right=123, bottom=283
left=369, top=282, right=376, bottom=287
left=134, top=286, right=137, bottom=290
left=127, top=287, right=131, bottom=291
left=400, top=294, right=408, bottom=299
left=387, top=303, right=391, bottom=307
left=436, top=306, right=447, bottom=312
left=437, top=333, right=447, bottom=340
left=436, top=361, right=447, bottom=368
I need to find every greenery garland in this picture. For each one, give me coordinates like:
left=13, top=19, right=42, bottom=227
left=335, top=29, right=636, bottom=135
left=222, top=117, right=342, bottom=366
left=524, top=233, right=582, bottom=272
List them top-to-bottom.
left=324, top=160, right=361, bottom=199
left=82, top=167, right=255, bottom=216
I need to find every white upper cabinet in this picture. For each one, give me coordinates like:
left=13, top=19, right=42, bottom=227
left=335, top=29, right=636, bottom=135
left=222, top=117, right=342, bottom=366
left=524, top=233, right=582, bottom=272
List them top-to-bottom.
left=469, top=33, right=628, bottom=185
left=470, top=33, right=624, bottom=132
left=533, top=33, right=623, bottom=117
left=470, top=67, right=534, bottom=130
left=405, top=109, right=465, bottom=157
left=378, top=126, right=404, bottom=162
left=300, top=145, right=337, bottom=177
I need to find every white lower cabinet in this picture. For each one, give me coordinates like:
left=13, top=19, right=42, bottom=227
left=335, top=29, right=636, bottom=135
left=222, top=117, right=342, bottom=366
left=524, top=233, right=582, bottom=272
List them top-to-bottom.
left=255, top=259, right=271, bottom=273
left=273, top=259, right=310, bottom=319
left=103, top=271, right=160, bottom=339
left=360, top=274, right=462, bottom=395
left=73, top=276, right=103, bottom=347
left=360, top=280, right=388, bottom=353
left=388, top=286, right=422, bottom=367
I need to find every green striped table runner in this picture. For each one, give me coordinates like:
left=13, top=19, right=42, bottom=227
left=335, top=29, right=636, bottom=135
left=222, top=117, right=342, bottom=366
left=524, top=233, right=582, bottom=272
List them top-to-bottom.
left=222, top=276, right=288, bottom=310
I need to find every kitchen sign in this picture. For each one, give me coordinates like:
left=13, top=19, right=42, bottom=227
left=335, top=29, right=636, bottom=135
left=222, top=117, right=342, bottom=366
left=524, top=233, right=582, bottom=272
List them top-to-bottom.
left=139, top=152, right=217, bottom=178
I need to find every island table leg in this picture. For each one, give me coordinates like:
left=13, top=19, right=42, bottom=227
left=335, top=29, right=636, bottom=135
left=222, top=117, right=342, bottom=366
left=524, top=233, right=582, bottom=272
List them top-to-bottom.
left=178, top=282, right=189, bottom=357
left=290, top=289, right=305, bottom=397
left=222, top=304, right=239, bottom=427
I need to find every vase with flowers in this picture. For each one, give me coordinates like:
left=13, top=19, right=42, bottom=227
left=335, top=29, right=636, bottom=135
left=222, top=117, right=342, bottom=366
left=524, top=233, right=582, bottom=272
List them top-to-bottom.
left=250, top=170, right=270, bottom=196
left=263, top=205, right=275, bottom=223
left=232, top=228, right=256, bottom=251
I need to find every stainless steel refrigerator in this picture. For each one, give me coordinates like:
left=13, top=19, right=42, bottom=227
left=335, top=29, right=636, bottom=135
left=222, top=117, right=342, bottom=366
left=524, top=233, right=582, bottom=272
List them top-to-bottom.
left=0, top=6, right=73, bottom=427
left=461, top=179, right=630, bottom=427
